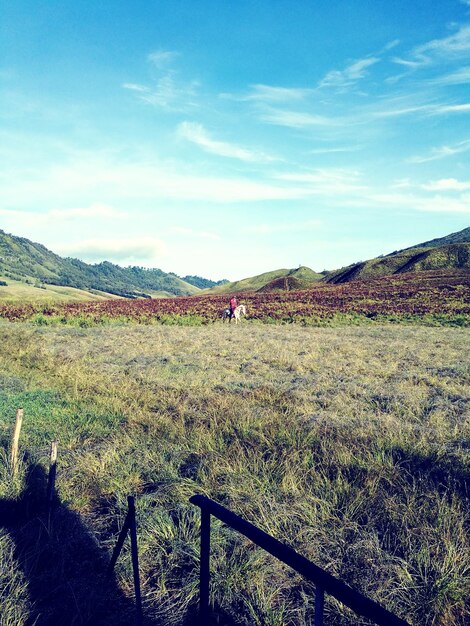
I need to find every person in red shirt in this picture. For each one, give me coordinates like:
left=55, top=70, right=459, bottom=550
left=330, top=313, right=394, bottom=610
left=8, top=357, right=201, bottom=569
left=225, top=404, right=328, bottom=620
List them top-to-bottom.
left=229, top=295, right=238, bottom=321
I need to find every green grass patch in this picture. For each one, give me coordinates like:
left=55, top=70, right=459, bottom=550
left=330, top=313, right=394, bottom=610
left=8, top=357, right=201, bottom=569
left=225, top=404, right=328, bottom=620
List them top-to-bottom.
left=0, top=379, right=126, bottom=451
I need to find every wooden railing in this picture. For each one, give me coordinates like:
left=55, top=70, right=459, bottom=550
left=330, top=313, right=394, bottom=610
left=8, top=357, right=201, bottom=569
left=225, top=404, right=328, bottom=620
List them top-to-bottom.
left=190, top=495, right=411, bottom=626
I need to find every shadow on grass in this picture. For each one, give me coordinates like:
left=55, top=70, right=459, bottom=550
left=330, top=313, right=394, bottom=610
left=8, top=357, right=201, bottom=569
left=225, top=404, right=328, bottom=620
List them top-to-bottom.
left=0, top=460, right=156, bottom=626
left=0, top=460, right=241, bottom=626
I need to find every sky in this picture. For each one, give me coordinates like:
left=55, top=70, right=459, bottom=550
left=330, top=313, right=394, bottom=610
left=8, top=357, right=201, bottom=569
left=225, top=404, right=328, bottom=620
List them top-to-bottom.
left=1, top=0, right=470, bottom=281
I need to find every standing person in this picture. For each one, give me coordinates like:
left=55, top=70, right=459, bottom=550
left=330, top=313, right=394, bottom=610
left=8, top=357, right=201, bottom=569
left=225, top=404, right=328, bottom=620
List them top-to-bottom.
left=229, top=295, right=238, bottom=321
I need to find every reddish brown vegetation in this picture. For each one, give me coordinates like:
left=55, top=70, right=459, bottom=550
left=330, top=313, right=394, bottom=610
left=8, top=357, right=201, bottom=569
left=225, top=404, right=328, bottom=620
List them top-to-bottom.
left=0, top=270, right=469, bottom=323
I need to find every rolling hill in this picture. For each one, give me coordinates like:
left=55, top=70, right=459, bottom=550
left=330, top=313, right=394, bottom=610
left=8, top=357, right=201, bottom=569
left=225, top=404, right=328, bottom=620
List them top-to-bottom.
left=388, top=226, right=470, bottom=254
left=0, top=230, right=201, bottom=299
left=324, top=234, right=470, bottom=284
left=204, top=266, right=324, bottom=294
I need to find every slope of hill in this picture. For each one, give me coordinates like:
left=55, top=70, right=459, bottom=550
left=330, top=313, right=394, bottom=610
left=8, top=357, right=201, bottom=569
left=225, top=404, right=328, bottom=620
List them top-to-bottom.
left=389, top=226, right=470, bottom=255
left=0, top=230, right=200, bottom=298
left=324, top=240, right=470, bottom=284
left=206, top=266, right=323, bottom=294
left=0, top=278, right=122, bottom=303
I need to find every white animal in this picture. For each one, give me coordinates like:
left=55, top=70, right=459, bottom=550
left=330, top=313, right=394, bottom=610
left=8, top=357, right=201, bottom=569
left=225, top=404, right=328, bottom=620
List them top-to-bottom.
left=222, top=304, right=246, bottom=324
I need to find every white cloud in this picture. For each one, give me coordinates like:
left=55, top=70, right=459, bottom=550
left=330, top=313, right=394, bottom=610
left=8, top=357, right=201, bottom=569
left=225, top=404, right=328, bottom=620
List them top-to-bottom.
left=394, top=24, right=470, bottom=69
left=123, top=49, right=199, bottom=111
left=147, top=50, right=180, bottom=68
left=319, top=57, right=380, bottom=88
left=429, top=66, right=470, bottom=85
left=138, top=74, right=200, bottom=111
left=122, top=83, right=149, bottom=93
left=224, top=84, right=313, bottom=102
left=371, top=99, right=470, bottom=120
left=372, top=103, right=433, bottom=118
left=432, top=103, right=470, bottom=114
left=260, top=108, right=336, bottom=128
left=177, top=121, right=275, bottom=162
left=407, top=138, right=470, bottom=163
left=309, top=146, right=362, bottom=154
left=1, top=157, right=321, bottom=205
left=277, top=168, right=367, bottom=194
left=423, top=178, right=470, bottom=191
left=362, top=191, right=470, bottom=214
left=0, top=204, right=124, bottom=224
left=48, top=204, right=125, bottom=220
left=57, top=237, right=167, bottom=264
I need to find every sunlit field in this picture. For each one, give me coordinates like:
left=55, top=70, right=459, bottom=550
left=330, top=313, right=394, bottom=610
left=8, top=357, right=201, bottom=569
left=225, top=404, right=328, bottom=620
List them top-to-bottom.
left=0, top=320, right=468, bottom=625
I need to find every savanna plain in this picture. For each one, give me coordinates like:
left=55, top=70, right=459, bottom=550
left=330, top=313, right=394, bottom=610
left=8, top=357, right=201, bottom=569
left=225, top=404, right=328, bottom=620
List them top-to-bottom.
left=0, top=320, right=468, bottom=626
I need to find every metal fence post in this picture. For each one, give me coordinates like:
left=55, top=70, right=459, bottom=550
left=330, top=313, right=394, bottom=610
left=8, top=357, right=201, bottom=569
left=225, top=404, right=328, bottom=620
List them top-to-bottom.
left=128, top=496, right=143, bottom=625
left=200, top=508, right=211, bottom=623
left=315, top=586, right=325, bottom=626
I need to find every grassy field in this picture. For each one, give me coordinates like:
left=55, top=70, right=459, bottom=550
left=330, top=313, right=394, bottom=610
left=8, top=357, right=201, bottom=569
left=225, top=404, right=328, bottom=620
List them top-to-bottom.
left=0, top=277, right=122, bottom=303
left=0, top=320, right=468, bottom=625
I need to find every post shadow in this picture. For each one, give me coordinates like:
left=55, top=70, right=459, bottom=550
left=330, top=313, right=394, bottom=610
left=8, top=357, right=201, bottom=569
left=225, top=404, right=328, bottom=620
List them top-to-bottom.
left=0, top=460, right=158, bottom=626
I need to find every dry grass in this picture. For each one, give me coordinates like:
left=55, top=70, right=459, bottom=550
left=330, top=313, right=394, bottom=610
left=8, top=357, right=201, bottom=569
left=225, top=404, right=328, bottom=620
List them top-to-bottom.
left=0, top=321, right=468, bottom=625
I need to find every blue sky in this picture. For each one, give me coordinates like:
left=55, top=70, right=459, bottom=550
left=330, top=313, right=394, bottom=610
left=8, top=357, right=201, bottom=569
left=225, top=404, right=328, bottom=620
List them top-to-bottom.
left=1, top=0, right=469, bottom=280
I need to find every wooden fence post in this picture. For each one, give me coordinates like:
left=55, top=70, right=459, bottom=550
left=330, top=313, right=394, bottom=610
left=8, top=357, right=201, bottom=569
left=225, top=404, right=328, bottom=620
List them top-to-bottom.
left=10, top=408, right=23, bottom=476
left=47, top=440, right=58, bottom=508
left=128, top=496, right=143, bottom=625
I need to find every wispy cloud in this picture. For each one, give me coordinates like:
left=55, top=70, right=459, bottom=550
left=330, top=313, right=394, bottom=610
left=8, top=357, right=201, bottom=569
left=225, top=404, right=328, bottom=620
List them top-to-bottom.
left=393, top=24, right=470, bottom=69
left=123, top=50, right=199, bottom=111
left=147, top=50, right=180, bottom=68
left=318, top=57, right=380, bottom=88
left=429, top=66, right=470, bottom=85
left=137, top=75, right=200, bottom=110
left=122, top=83, right=149, bottom=93
left=222, top=84, right=313, bottom=103
left=373, top=101, right=470, bottom=118
left=433, top=102, right=470, bottom=113
left=259, top=107, right=337, bottom=128
left=177, top=121, right=275, bottom=162
left=407, top=138, right=470, bottom=163
left=309, top=145, right=362, bottom=154
left=1, top=157, right=322, bottom=204
left=277, top=168, right=367, bottom=195
left=423, top=178, right=470, bottom=191
left=367, top=190, right=470, bottom=213
left=0, top=204, right=125, bottom=224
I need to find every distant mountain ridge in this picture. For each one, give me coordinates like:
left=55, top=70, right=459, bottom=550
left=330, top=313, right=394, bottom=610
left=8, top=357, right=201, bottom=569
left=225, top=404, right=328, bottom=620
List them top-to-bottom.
left=0, top=230, right=202, bottom=298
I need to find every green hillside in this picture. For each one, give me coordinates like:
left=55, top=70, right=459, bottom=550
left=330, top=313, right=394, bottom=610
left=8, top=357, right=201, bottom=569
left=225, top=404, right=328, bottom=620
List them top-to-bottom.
left=390, top=226, right=470, bottom=254
left=0, top=230, right=200, bottom=298
left=324, top=242, right=470, bottom=284
left=205, top=266, right=323, bottom=294
left=258, top=266, right=325, bottom=292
